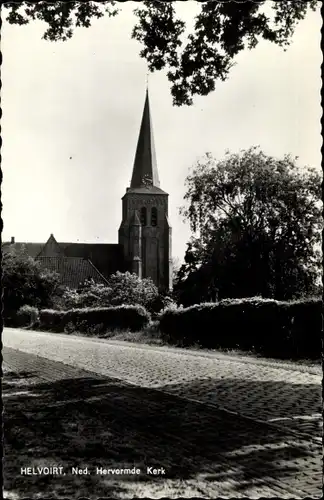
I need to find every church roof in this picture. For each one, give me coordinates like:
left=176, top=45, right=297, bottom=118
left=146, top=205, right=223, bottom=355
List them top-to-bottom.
left=130, top=88, right=161, bottom=189
left=2, top=238, right=125, bottom=282
left=2, top=242, right=44, bottom=257
left=60, top=242, right=124, bottom=278
left=36, top=256, right=109, bottom=288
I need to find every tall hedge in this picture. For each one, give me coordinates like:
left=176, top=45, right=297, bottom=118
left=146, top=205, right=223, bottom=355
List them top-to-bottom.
left=159, top=297, right=322, bottom=359
left=39, top=304, right=150, bottom=333
left=39, top=309, right=67, bottom=332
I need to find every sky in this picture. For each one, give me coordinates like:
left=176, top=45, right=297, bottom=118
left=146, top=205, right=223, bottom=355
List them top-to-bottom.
left=2, top=2, right=322, bottom=263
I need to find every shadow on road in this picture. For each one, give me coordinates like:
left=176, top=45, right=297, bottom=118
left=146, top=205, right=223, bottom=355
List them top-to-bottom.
left=3, top=366, right=322, bottom=499
left=162, top=377, right=322, bottom=434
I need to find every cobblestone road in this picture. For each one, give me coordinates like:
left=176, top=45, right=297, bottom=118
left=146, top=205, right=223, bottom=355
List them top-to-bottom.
left=3, top=328, right=322, bottom=440
left=3, top=346, right=323, bottom=499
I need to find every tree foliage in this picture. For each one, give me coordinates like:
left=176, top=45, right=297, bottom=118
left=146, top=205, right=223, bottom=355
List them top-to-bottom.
left=3, top=0, right=318, bottom=105
left=176, top=147, right=322, bottom=304
left=2, top=249, right=60, bottom=322
left=171, top=256, right=181, bottom=287
left=56, top=271, right=159, bottom=310
left=106, top=271, right=159, bottom=306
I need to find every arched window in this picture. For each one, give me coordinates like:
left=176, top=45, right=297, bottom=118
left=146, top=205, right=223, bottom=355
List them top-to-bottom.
left=140, top=206, right=147, bottom=226
left=151, top=207, right=158, bottom=227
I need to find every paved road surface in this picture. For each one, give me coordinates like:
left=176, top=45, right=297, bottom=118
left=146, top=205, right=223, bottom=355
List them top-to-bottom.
left=3, top=328, right=323, bottom=498
left=3, top=328, right=322, bottom=439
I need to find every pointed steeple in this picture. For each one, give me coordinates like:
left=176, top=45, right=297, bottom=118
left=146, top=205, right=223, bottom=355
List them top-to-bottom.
left=130, top=88, right=160, bottom=188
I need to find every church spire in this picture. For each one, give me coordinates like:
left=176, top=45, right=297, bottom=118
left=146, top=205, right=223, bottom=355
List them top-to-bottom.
left=130, top=88, right=160, bottom=188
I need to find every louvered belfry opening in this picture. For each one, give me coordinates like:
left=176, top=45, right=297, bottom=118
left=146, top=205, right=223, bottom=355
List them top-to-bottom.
left=140, top=207, right=147, bottom=226
left=151, top=207, right=158, bottom=226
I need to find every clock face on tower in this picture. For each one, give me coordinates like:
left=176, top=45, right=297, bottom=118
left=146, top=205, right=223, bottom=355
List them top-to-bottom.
left=141, top=174, right=153, bottom=187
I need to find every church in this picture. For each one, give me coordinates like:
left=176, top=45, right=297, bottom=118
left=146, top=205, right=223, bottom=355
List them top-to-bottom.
left=3, top=89, right=173, bottom=291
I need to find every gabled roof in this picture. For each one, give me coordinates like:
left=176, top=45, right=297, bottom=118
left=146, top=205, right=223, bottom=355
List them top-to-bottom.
left=130, top=88, right=161, bottom=189
left=38, top=233, right=63, bottom=257
left=36, top=256, right=109, bottom=289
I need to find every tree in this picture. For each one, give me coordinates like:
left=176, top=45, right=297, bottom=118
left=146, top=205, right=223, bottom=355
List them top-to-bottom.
left=3, top=1, right=318, bottom=106
left=176, top=147, right=322, bottom=304
left=2, top=249, right=60, bottom=323
left=171, top=256, right=181, bottom=287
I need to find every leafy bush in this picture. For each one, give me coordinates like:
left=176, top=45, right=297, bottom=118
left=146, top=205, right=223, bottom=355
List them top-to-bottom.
left=3, top=249, right=60, bottom=325
left=56, top=272, right=159, bottom=311
left=106, top=272, right=158, bottom=307
left=55, top=284, right=114, bottom=310
left=52, top=288, right=79, bottom=310
left=147, top=294, right=178, bottom=318
left=159, top=297, right=322, bottom=359
left=39, top=304, right=151, bottom=334
left=16, top=305, right=39, bottom=328
left=64, top=321, right=77, bottom=334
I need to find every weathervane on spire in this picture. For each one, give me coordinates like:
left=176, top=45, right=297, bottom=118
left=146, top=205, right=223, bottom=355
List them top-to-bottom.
left=145, top=68, right=149, bottom=90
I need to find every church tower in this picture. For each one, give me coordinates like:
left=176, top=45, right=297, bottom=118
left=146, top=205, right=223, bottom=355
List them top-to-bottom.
left=118, top=88, right=172, bottom=290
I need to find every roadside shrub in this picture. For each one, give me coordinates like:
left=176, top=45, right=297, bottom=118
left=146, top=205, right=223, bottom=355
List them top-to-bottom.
left=147, top=294, right=178, bottom=318
left=159, top=297, right=322, bottom=359
left=214, top=297, right=286, bottom=351
left=284, top=298, right=322, bottom=359
left=39, top=304, right=151, bottom=334
left=159, top=304, right=205, bottom=346
left=16, top=305, right=39, bottom=328
left=65, top=305, right=150, bottom=333
left=39, top=309, right=67, bottom=332
left=64, top=321, right=76, bottom=334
